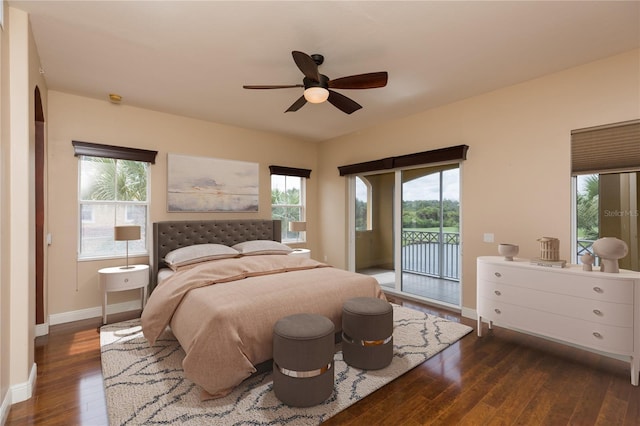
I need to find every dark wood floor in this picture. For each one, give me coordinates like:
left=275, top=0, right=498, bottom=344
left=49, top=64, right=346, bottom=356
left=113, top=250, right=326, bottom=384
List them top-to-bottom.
left=7, top=296, right=640, bottom=425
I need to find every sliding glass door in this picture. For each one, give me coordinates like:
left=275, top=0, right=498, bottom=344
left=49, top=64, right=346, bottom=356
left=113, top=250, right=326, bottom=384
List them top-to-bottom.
left=352, top=164, right=461, bottom=307
left=400, top=166, right=460, bottom=305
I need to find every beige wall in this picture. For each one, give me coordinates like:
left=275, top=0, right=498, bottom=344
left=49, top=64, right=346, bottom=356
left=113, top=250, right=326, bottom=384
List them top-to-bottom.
left=0, top=0, right=10, bottom=412
left=8, top=4, right=34, bottom=402
left=1, top=5, right=47, bottom=410
left=317, top=49, right=640, bottom=314
left=46, top=91, right=319, bottom=317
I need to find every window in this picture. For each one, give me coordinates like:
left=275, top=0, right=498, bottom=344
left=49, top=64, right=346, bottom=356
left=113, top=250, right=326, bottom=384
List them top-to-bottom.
left=571, top=121, right=639, bottom=271
left=78, top=156, right=149, bottom=259
left=269, top=165, right=311, bottom=243
left=271, top=174, right=306, bottom=242
left=574, top=174, right=599, bottom=262
left=355, top=176, right=372, bottom=231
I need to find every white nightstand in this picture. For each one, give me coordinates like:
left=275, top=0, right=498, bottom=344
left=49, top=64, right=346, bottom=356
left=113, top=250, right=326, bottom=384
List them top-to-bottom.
left=289, top=248, right=311, bottom=258
left=99, top=264, right=149, bottom=324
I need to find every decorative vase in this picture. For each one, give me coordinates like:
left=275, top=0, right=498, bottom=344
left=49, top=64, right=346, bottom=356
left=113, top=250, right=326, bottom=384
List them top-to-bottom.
left=537, top=237, right=560, bottom=261
left=592, top=237, right=628, bottom=273
left=498, top=243, right=519, bottom=261
left=580, top=253, right=594, bottom=271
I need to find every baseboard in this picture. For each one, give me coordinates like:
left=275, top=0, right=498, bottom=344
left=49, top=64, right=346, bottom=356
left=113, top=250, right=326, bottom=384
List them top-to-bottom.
left=49, top=300, right=143, bottom=326
left=460, top=307, right=477, bottom=320
left=35, top=322, right=49, bottom=337
left=9, top=363, right=37, bottom=404
left=1, top=387, right=11, bottom=426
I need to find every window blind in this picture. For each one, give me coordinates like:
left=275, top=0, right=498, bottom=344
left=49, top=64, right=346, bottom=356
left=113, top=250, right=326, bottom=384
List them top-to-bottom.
left=571, top=120, right=640, bottom=175
left=72, top=140, right=158, bottom=164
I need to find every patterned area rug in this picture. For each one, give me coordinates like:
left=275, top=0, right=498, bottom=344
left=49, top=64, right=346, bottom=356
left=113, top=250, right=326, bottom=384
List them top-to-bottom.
left=101, top=304, right=472, bottom=425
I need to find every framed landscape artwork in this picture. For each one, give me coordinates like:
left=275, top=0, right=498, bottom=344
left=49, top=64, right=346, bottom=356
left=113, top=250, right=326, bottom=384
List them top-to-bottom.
left=167, top=154, right=259, bottom=212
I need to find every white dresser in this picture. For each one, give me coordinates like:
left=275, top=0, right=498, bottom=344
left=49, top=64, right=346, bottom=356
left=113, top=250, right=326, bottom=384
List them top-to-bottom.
left=477, top=256, right=640, bottom=386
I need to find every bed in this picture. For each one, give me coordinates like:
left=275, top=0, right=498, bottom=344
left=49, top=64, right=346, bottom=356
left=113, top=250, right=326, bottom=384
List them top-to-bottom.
left=141, top=219, right=385, bottom=399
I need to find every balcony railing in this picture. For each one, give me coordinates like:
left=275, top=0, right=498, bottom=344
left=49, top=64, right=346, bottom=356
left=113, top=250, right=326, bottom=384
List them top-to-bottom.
left=402, top=230, right=460, bottom=281
left=400, top=234, right=598, bottom=281
left=577, top=238, right=601, bottom=266
left=577, top=239, right=595, bottom=257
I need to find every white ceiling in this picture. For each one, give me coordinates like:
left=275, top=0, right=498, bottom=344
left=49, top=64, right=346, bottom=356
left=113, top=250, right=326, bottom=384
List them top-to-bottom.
left=10, top=1, right=640, bottom=142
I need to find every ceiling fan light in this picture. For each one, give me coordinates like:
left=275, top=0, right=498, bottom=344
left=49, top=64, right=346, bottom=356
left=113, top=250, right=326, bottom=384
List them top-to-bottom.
left=304, top=87, right=329, bottom=103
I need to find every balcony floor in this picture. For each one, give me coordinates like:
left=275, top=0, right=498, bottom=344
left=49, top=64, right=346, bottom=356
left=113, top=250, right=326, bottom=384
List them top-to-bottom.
left=358, top=268, right=460, bottom=306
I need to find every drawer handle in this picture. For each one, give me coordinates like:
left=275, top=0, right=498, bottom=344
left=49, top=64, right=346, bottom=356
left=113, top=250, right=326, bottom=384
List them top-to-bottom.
left=494, top=272, right=502, bottom=278
left=124, top=278, right=129, bottom=283
left=593, top=286, right=603, bottom=293
left=494, top=290, right=502, bottom=296
left=494, top=308, right=501, bottom=314
left=593, top=309, right=602, bottom=316
left=592, top=332, right=602, bottom=339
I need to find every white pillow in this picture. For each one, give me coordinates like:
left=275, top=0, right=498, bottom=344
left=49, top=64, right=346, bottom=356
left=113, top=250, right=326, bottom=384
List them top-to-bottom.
left=232, top=240, right=293, bottom=256
left=164, top=244, right=239, bottom=270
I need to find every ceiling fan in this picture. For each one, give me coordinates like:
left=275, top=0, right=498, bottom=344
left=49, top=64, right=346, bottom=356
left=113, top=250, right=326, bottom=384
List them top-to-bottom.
left=243, top=51, right=388, bottom=114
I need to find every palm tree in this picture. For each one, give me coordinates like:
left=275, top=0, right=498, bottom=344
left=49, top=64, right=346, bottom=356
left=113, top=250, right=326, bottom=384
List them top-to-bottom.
left=85, top=158, right=148, bottom=201
left=117, top=160, right=148, bottom=201
left=577, top=174, right=599, bottom=240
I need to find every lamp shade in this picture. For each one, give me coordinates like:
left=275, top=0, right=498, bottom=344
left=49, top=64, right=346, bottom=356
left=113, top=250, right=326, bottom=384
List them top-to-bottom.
left=303, top=87, right=329, bottom=104
left=288, top=221, right=307, bottom=232
left=114, top=225, right=141, bottom=241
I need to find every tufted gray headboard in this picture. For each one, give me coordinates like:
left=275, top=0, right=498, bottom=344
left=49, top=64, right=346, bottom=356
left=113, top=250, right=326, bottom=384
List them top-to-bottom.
left=151, top=219, right=281, bottom=290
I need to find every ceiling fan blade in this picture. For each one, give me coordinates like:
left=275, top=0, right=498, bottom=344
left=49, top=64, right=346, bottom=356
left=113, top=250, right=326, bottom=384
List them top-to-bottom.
left=292, top=51, right=320, bottom=82
left=328, top=72, right=388, bottom=89
left=243, top=84, right=304, bottom=89
left=327, top=90, right=362, bottom=114
left=285, top=95, right=307, bottom=112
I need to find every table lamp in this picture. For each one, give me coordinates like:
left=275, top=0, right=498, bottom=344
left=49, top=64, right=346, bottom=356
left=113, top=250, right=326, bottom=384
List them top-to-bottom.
left=289, top=221, right=306, bottom=242
left=114, top=225, right=141, bottom=269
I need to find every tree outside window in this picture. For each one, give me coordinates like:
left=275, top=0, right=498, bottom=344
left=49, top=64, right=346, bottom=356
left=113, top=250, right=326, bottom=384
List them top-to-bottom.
left=576, top=174, right=599, bottom=240
left=355, top=176, right=371, bottom=231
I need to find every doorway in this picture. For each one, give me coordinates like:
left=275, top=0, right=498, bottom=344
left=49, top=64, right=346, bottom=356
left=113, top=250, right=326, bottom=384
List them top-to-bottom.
left=35, top=86, right=45, bottom=325
left=352, top=164, right=461, bottom=307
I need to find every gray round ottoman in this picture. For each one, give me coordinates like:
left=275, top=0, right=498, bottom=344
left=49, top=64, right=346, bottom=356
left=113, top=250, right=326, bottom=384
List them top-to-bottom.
left=342, top=297, right=394, bottom=370
left=272, top=313, right=335, bottom=407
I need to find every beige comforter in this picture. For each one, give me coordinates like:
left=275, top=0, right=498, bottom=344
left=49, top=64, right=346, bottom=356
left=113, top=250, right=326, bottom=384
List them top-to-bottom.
left=141, top=255, right=385, bottom=398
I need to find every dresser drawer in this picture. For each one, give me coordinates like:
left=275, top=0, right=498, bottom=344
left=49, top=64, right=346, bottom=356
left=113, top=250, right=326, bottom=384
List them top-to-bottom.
left=478, top=262, right=634, bottom=302
left=479, top=281, right=633, bottom=327
left=478, top=297, right=634, bottom=354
